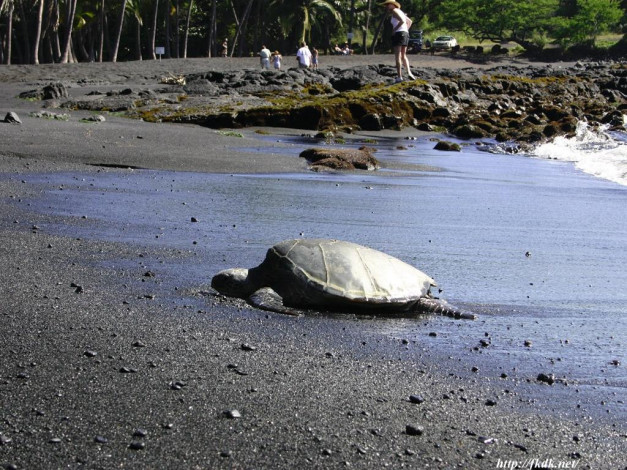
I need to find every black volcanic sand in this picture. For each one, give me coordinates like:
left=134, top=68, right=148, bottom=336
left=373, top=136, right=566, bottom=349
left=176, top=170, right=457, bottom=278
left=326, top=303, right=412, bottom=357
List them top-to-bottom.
left=1, top=57, right=626, bottom=469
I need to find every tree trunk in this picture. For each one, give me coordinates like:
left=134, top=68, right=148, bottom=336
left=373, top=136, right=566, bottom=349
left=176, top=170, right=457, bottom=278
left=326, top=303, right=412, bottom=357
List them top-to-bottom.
left=18, top=0, right=31, bottom=63
left=32, top=0, right=45, bottom=64
left=52, top=0, right=61, bottom=61
left=60, top=0, right=77, bottom=63
left=98, top=0, right=104, bottom=61
left=111, top=0, right=128, bottom=62
left=150, top=0, right=159, bottom=59
left=164, top=0, right=171, bottom=57
left=173, top=0, right=179, bottom=57
left=182, top=0, right=193, bottom=58
left=208, top=0, right=216, bottom=57
left=231, top=0, right=253, bottom=57
left=362, top=0, right=371, bottom=55
left=4, top=2, right=13, bottom=64
left=370, top=13, right=386, bottom=54
left=136, top=16, right=142, bottom=60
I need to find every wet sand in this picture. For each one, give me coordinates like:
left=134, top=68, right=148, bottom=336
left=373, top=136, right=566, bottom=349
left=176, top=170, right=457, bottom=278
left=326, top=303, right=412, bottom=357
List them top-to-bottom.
left=1, top=57, right=625, bottom=469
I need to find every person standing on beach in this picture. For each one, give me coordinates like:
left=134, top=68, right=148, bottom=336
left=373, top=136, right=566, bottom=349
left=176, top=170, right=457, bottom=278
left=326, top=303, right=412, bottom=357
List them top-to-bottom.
left=380, top=0, right=415, bottom=83
left=221, top=39, right=228, bottom=57
left=296, top=42, right=312, bottom=68
left=260, top=45, right=271, bottom=69
left=312, top=47, right=319, bottom=69
left=272, top=50, right=282, bottom=69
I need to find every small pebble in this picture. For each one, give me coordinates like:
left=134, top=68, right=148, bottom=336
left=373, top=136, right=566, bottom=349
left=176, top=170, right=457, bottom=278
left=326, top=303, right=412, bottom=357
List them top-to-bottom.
left=537, top=373, right=555, bottom=385
left=170, top=381, right=186, bottom=390
left=409, top=395, right=425, bottom=404
left=485, top=399, right=497, bottom=406
left=224, top=409, right=241, bottom=419
left=405, top=424, right=424, bottom=436
left=133, top=428, right=148, bottom=438
left=129, top=441, right=145, bottom=450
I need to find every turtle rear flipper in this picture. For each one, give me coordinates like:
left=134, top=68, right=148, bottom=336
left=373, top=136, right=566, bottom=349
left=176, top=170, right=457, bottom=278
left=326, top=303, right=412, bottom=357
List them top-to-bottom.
left=249, top=287, right=301, bottom=316
left=417, top=297, right=476, bottom=320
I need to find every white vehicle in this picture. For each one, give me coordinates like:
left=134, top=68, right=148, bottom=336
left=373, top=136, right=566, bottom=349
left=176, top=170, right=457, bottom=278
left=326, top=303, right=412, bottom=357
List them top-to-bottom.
left=432, top=35, right=458, bottom=50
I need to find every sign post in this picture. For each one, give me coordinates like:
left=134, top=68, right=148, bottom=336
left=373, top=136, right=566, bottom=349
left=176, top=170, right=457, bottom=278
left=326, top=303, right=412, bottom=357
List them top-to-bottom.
left=155, top=47, right=165, bottom=60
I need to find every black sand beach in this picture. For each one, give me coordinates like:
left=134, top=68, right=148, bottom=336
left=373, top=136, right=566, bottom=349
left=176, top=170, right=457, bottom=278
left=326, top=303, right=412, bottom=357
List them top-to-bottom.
left=1, top=56, right=626, bottom=469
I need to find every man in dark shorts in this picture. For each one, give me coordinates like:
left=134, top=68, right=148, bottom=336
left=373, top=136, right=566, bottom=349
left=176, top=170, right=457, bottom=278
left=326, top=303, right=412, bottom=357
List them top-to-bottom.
left=381, top=0, right=415, bottom=82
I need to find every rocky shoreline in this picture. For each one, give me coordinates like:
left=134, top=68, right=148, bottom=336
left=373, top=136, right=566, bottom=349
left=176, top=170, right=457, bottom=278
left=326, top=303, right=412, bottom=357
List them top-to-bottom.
left=29, top=59, right=627, bottom=149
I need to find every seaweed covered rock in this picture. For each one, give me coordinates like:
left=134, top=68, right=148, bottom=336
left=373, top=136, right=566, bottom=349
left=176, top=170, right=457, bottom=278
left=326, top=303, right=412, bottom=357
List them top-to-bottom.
left=434, top=141, right=461, bottom=152
left=300, top=147, right=380, bottom=171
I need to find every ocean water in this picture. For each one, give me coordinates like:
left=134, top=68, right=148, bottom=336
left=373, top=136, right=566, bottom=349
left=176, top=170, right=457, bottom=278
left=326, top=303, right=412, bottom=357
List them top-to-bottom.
left=532, top=121, right=627, bottom=187
left=6, top=128, right=626, bottom=419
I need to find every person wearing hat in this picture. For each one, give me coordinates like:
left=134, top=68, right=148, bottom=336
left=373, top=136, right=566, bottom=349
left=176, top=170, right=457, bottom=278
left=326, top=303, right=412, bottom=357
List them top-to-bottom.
left=380, top=0, right=416, bottom=83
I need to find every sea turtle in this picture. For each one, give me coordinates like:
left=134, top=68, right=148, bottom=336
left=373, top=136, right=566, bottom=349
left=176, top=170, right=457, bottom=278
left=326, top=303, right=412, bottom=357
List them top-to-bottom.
left=211, top=239, right=475, bottom=320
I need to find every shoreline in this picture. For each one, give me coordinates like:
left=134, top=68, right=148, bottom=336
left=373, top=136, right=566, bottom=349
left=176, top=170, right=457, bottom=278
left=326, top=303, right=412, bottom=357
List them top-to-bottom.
left=1, top=57, right=626, bottom=469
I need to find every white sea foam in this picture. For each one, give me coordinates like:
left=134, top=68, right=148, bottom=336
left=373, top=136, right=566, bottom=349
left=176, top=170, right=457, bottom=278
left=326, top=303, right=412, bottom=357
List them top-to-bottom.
left=531, top=120, right=627, bottom=186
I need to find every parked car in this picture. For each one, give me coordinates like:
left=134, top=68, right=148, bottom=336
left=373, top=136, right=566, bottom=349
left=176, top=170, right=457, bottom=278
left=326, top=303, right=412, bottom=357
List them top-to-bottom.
left=407, top=30, right=423, bottom=54
left=432, top=35, right=457, bottom=50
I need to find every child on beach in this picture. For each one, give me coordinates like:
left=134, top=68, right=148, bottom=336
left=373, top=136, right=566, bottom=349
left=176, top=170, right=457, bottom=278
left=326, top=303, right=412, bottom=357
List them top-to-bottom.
left=312, top=47, right=319, bottom=69
left=272, top=51, right=282, bottom=69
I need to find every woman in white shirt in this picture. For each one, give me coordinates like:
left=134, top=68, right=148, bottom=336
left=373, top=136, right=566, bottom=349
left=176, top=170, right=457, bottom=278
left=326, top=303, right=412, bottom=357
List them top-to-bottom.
left=381, top=0, right=415, bottom=82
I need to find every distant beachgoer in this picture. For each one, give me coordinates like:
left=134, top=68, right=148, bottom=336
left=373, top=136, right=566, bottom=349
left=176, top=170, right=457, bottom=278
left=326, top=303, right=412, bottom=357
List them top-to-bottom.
left=380, top=0, right=415, bottom=82
left=221, top=39, right=228, bottom=57
left=296, top=42, right=312, bottom=68
left=342, top=43, right=353, bottom=55
left=334, top=44, right=343, bottom=55
left=260, top=45, right=271, bottom=69
left=312, top=47, right=319, bottom=69
left=272, top=50, right=282, bottom=69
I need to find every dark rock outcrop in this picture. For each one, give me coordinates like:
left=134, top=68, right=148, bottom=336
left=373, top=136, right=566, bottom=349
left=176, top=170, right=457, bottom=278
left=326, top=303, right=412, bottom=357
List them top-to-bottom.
left=58, top=61, right=626, bottom=146
left=19, top=82, right=68, bottom=100
left=300, top=147, right=380, bottom=171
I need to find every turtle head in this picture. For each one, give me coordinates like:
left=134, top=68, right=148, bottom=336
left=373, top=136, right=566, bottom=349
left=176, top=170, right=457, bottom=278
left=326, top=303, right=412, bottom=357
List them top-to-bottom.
left=211, top=268, right=255, bottom=298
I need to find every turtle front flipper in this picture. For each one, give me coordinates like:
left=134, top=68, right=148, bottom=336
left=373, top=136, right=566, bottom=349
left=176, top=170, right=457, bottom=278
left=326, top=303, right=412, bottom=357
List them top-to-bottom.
left=248, top=287, right=301, bottom=316
left=417, top=297, right=477, bottom=320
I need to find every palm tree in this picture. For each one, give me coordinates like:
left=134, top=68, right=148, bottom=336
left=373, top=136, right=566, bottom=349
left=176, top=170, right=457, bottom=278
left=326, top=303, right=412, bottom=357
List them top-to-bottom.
left=0, top=0, right=14, bottom=64
left=33, top=0, right=45, bottom=64
left=60, top=0, right=78, bottom=63
left=110, top=0, right=128, bottom=61
left=127, top=0, right=142, bottom=60
left=150, top=0, right=158, bottom=59
left=182, top=0, right=193, bottom=58
left=230, top=0, right=254, bottom=56
left=270, top=0, right=341, bottom=45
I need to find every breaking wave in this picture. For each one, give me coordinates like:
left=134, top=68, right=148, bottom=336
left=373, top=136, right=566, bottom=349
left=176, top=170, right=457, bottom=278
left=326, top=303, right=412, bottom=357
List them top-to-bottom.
left=531, top=120, right=627, bottom=186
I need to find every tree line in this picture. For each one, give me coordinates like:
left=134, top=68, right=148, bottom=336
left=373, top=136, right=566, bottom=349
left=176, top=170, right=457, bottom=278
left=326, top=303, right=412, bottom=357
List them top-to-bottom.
left=0, top=0, right=624, bottom=65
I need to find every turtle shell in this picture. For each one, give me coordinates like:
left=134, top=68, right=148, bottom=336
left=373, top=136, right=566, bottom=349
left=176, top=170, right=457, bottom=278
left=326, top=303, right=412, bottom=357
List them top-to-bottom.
left=257, top=239, right=436, bottom=310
